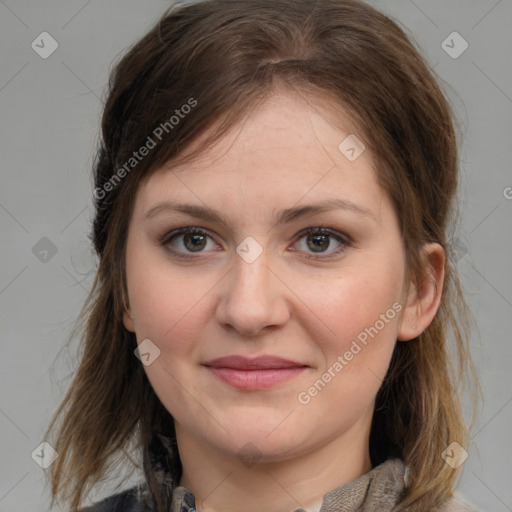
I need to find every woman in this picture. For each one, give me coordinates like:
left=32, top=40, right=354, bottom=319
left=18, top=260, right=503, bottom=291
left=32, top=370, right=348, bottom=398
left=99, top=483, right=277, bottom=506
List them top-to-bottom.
left=44, top=0, right=480, bottom=510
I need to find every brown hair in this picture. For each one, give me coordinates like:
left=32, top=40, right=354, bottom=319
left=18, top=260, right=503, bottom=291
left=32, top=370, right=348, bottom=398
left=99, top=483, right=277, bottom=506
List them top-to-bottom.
left=44, top=0, right=479, bottom=510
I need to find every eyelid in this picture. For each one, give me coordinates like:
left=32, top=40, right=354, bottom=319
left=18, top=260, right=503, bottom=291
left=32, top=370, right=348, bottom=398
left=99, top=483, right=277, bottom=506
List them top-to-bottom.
left=160, top=226, right=213, bottom=244
left=293, top=226, right=352, bottom=245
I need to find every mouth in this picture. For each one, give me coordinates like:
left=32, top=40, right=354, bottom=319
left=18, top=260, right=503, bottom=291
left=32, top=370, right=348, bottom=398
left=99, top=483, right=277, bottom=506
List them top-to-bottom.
left=202, top=355, right=309, bottom=390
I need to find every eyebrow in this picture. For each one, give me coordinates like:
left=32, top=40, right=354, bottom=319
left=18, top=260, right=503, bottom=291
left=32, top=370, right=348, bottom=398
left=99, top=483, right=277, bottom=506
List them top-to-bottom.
left=144, top=198, right=376, bottom=227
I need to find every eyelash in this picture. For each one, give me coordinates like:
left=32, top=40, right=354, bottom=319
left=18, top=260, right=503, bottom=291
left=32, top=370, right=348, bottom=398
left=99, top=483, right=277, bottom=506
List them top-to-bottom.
left=160, top=226, right=352, bottom=261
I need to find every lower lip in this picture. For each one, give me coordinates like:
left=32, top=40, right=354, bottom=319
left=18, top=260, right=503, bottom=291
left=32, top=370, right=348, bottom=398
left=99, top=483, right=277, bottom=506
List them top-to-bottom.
left=206, top=366, right=307, bottom=390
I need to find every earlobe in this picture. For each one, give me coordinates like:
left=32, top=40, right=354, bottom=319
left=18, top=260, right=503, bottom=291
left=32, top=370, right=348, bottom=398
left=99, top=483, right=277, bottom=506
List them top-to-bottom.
left=397, top=243, right=445, bottom=341
left=122, top=289, right=136, bottom=332
left=123, top=309, right=136, bottom=333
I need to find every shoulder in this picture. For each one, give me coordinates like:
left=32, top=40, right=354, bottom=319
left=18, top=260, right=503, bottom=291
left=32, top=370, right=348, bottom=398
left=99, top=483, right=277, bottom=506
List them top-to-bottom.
left=79, top=483, right=155, bottom=512
left=438, top=494, right=481, bottom=512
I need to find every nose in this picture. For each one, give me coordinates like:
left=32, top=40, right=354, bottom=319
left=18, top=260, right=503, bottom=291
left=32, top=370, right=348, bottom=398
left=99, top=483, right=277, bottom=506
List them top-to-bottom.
left=215, top=249, right=291, bottom=337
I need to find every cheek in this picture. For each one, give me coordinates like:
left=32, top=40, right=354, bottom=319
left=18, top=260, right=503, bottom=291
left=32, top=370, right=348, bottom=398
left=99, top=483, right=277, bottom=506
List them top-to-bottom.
left=125, top=247, right=217, bottom=356
left=126, top=254, right=212, bottom=419
left=291, top=260, right=403, bottom=406
left=295, top=263, right=403, bottom=345
left=295, top=279, right=400, bottom=421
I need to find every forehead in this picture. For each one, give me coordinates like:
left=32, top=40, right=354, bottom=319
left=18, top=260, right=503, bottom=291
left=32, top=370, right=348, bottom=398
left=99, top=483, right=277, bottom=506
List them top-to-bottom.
left=174, top=88, right=365, bottom=168
left=134, top=89, right=388, bottom=221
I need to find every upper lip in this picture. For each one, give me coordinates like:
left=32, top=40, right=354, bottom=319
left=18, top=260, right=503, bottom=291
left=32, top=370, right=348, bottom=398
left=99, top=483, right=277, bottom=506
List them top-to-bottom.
left=202, top=355, right=307, bottom=370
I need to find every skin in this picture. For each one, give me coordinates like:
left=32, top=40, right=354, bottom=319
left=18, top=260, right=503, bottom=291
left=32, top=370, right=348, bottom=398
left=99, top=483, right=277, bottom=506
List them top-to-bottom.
left=123, top=87, right=445, bottom=512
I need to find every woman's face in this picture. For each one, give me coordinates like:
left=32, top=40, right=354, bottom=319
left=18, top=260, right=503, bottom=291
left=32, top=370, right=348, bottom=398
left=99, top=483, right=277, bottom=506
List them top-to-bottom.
left=123, top=89, right=410, bottom=465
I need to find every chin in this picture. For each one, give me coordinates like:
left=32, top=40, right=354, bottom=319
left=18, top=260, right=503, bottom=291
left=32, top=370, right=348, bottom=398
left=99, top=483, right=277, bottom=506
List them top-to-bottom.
left=198, top=416, right=320, bottom=462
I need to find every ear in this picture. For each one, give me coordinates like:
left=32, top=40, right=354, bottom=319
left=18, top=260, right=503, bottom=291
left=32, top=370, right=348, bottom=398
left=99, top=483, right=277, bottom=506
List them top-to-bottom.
left=397, top=243, right=445, bottom=341
left=123, top=306, right=136, bottom=333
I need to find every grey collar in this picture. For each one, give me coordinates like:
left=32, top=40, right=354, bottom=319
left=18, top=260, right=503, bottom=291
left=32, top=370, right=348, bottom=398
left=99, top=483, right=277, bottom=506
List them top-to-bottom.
left=169, top=458, right=407, bottom=512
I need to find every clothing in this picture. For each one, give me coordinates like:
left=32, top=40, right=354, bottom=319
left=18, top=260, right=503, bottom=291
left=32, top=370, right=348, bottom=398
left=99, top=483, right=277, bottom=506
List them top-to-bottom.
left=80, top=432, right=478, bottom=512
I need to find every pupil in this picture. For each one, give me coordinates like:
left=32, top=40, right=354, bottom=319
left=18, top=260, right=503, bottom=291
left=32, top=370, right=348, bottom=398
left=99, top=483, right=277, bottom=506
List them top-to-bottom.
left=185, top=234, right=206, bottom=251
left=308, top=234, right=329, bottom=252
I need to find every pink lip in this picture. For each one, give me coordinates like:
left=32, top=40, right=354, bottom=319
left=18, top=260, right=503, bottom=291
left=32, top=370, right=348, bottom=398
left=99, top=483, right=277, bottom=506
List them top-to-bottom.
left=202, top=355, right=308, bottom=390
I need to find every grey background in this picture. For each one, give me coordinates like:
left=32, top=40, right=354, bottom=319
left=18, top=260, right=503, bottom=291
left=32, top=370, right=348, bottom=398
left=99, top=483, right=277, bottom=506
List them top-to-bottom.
left=1, top=1, right=511, bottom=511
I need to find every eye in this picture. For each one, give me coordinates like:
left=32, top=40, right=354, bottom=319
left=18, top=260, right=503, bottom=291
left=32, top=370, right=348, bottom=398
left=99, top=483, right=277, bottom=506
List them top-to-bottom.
left=160, top=225, right=351, bottom=260
left=162, top=227, right=219, bottom=257
left=292, top=227, right=351, bottom=260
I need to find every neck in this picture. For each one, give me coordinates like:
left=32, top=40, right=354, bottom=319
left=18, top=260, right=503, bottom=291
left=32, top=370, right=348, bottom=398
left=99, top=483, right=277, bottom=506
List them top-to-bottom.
left=176, top=415, right=373, bottom=512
